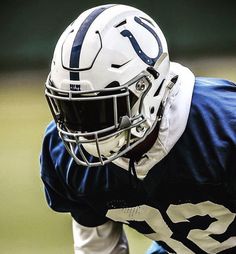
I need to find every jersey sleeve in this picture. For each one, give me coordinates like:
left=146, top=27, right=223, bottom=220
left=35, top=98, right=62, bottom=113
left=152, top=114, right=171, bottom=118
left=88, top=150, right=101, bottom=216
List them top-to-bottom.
left=40, top=121, right=108, bottom=227
left=73, top=219, right=129, bottom=254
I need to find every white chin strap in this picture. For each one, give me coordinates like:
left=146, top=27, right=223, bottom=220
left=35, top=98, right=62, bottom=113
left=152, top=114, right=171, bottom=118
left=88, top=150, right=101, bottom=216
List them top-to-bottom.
left=81, top=132, right=127, bottom=158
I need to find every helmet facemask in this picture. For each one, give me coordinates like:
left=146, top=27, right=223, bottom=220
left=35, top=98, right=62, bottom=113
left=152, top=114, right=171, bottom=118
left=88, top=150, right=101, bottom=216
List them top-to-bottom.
left=45, top=71, right=153, bottom=166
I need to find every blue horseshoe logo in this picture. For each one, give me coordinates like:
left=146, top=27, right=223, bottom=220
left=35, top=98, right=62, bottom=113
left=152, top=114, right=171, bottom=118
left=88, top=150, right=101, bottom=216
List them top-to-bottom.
left=120, top=17, right=163, bottom=66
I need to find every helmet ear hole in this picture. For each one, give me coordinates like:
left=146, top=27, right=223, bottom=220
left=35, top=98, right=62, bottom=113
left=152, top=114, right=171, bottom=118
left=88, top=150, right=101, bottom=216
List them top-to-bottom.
left=150, top=106, right=155, bottom=114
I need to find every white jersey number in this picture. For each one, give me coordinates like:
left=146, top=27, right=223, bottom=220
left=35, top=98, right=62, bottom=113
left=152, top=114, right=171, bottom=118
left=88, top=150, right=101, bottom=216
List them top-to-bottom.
left=106, top=201, right=236, bottom=254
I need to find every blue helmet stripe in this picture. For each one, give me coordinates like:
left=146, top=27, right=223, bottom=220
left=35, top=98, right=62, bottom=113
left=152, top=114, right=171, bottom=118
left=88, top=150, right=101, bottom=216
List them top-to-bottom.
left=70, top=5, right=114, bottom=81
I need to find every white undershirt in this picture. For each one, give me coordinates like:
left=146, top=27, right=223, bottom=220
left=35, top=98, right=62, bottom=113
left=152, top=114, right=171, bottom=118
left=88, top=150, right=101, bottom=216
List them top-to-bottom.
left=112, top=62, right=195, bottom=179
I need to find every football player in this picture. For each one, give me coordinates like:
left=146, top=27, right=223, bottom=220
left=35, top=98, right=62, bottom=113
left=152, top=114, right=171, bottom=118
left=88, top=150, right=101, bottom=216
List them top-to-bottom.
left=40, top=4, right=236, bottom=254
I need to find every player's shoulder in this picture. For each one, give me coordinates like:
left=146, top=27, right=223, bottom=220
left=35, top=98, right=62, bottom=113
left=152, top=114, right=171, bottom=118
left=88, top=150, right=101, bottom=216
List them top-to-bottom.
left=186, top=76, right=236, bottom=157
left=192, top=76, right=236, bottom=108
left=194, top=76, right=236, bottom=90
left=195, top=76, right=236, bottom=85
left=44, top=120, right=58, bottom=138
left=41, top=121, right=66, bottom=174
left=42, top=121, right=62, bottom=149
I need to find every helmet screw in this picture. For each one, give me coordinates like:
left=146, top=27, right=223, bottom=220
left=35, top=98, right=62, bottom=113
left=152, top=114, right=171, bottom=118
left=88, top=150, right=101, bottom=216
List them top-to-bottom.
left=136, top=80, right=146, bottom=91
left=150, top=106, right=155, bottom=114
left=136, top=125, right=145, bottom=133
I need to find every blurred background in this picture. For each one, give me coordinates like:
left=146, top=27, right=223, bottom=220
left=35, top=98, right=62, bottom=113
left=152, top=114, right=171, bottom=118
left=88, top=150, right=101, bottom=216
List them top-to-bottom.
left=0, top=0, right=236, bottom=253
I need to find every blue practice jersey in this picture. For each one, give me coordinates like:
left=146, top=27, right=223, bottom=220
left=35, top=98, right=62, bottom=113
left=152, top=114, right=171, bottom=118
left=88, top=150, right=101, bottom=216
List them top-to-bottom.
left=40, top=77, right=236, bottom=254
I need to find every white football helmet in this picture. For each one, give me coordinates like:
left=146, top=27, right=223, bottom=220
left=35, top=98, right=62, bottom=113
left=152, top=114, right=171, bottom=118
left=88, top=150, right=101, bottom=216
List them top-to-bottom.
left=45, top=4, right=172, bottom=166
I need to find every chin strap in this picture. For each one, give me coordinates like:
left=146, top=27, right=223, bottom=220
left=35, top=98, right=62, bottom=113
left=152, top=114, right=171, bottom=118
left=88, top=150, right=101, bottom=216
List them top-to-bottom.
left=126, top=75, right=179, bottom=160
left=127, top=75, right=179, bottom=186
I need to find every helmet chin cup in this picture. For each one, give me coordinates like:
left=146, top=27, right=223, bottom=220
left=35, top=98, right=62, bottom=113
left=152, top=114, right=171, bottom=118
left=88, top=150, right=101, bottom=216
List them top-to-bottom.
left=81, top=131, right=127, bottom=158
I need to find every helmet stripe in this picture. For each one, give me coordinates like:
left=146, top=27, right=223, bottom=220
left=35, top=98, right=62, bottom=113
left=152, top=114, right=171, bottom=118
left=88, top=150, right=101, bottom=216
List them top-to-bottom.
left=69, top=5, right=114, bottom=81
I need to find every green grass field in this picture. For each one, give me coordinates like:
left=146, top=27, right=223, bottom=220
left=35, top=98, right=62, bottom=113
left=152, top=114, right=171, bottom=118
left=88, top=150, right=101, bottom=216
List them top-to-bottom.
left=0, top=57, right=235, bottom=254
